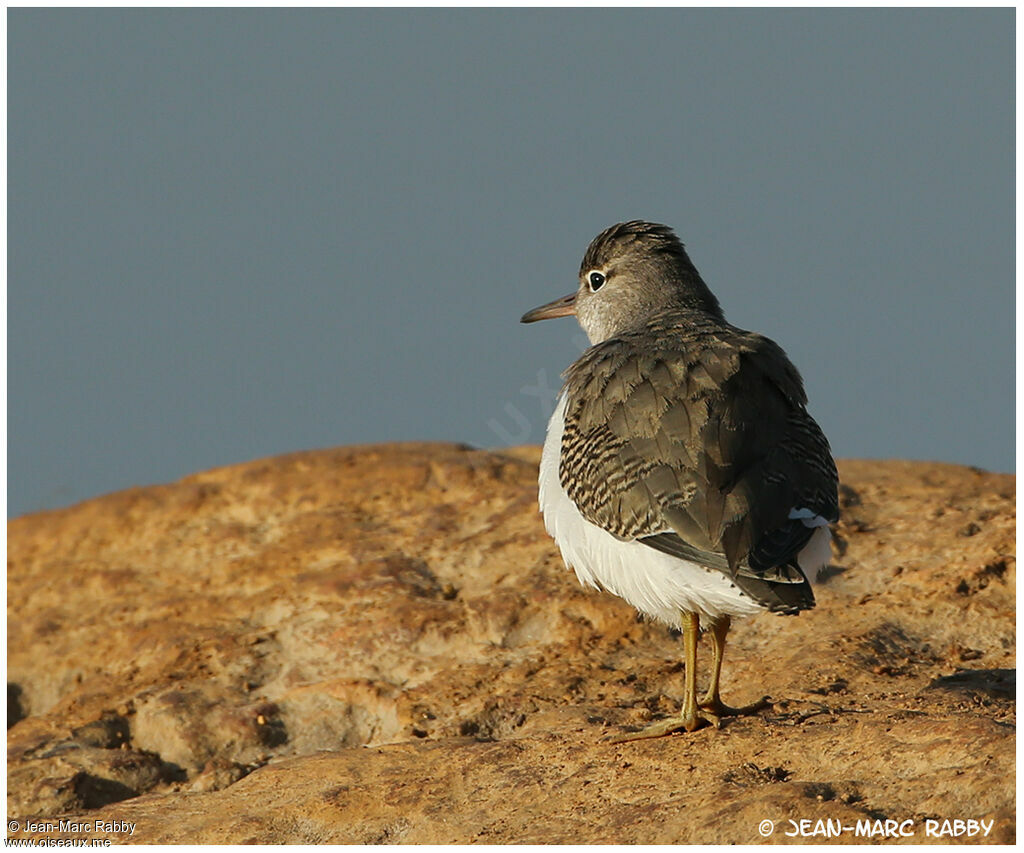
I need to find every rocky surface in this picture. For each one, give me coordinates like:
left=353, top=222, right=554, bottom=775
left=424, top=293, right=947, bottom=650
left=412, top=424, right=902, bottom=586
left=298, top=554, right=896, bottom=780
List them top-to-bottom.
left=7, top=444, right=1015, bottom=844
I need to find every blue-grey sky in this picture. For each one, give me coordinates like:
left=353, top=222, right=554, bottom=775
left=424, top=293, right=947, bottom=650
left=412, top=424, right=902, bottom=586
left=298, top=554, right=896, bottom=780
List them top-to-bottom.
left=9, top=9, right=1014, bottom=518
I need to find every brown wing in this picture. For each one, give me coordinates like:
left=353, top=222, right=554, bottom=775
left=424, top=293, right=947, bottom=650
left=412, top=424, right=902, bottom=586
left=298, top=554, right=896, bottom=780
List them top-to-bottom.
left=559, top=311, right=838, bottom=609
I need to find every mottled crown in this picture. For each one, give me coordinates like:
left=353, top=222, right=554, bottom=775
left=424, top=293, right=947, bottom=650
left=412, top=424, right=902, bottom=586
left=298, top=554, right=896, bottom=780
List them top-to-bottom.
left=580, top=221, right=698, bottom=277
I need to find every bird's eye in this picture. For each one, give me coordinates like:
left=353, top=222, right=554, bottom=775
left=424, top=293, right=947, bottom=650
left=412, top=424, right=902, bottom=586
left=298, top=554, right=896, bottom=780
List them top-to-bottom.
left=588, top=271, right=606, bottom=291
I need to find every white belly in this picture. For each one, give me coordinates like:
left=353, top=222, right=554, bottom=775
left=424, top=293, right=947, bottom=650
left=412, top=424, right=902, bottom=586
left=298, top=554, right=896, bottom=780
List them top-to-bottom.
left=539, top=395, right=830, bottom=629
left=539, top=396, right=764, bottom=629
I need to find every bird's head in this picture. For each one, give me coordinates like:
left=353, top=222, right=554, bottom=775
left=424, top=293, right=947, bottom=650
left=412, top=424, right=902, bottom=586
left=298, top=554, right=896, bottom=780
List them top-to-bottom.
left=521, top=220, right=723, bottom=344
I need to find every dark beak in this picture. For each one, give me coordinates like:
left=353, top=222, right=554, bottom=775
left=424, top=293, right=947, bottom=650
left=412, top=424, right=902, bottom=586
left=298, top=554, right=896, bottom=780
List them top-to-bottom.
left=520, top=291, right=577, bottom=324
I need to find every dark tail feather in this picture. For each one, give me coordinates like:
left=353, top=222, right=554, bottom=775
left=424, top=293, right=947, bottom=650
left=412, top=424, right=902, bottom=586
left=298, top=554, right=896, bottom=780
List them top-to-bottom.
left=733, top=568, right=815, bottom=614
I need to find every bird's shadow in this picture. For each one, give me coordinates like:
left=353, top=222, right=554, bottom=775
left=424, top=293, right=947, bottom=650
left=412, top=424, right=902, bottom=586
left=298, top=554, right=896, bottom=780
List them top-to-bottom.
left=926, top=668, right=1015, bottom=699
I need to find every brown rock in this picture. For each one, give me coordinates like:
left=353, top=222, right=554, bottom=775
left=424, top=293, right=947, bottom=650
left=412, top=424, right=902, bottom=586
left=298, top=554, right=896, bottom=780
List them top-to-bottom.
left=7, top=444, right=1015, bottom=843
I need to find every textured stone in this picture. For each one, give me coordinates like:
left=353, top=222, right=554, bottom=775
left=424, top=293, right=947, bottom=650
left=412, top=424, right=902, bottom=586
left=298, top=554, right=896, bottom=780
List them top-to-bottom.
left=7, top=444, right=1015, bottom=844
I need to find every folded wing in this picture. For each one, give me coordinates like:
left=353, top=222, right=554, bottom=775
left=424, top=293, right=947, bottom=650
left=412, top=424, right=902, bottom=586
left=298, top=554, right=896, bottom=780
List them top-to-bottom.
left=559, top=312, right=839, bottom=613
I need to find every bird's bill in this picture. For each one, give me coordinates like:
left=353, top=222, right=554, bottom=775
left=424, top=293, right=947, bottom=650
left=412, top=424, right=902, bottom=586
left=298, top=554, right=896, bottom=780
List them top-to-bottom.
left=520, top=292, right=577, bottom=324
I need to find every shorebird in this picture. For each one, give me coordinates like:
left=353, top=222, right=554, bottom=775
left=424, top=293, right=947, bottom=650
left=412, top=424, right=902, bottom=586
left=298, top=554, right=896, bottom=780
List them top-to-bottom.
left=521, top=221, right=838, bottom=740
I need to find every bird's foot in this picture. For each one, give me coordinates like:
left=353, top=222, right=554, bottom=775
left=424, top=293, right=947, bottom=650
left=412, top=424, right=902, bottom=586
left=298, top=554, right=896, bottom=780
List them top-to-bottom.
left=698, top=694, right=772, bottom=718
left=608, top=707, right=720, bottom=743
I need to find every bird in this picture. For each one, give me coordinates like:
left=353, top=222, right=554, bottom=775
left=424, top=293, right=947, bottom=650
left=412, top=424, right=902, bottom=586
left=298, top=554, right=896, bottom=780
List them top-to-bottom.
left=521, top=220, right=838, bottom=740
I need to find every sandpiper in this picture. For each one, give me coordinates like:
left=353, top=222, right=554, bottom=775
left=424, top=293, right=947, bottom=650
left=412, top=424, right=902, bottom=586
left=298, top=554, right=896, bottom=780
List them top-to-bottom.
left=521, top=221, right=838, bottom=740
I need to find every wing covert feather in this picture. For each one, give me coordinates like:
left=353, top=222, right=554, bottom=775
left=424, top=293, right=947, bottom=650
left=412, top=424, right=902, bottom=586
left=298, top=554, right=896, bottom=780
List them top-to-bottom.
left=558, top=310, right=839, bottom=586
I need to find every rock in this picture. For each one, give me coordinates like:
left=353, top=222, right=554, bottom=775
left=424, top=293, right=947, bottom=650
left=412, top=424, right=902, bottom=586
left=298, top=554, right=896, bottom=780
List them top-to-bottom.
left=7, top=444, right=1015, bottom=843
left=8, top=741, right=176, bottom=817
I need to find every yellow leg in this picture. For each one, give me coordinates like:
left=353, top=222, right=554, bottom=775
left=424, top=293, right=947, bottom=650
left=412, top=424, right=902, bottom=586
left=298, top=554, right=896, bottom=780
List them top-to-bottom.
left=610, top=612, right=719, bottom=742
left=699, top=616, right=771, bottom=716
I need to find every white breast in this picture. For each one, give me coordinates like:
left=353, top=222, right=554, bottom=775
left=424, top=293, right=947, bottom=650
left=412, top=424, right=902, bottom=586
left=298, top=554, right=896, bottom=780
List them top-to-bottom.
left=539, top=395, right=830, bottom=629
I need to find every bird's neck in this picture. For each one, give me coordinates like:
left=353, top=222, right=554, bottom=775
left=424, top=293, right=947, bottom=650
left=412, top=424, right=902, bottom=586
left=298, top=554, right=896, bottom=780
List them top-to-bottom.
left=673, top=272, right=725, bottom=321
